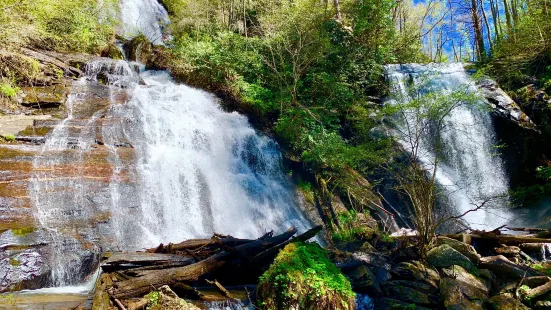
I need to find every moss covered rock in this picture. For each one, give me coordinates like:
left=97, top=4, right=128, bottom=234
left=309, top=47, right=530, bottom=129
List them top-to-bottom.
left=257, top=242, right=355, bottom=310
left=426, top=244, right=474, bottom=271
left=488, top=294, right=530, bottom=310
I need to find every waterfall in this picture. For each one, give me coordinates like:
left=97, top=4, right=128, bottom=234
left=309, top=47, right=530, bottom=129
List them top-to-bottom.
left=119, top=0, right=170, bottom=44
left=30, top=40, right=309, bottom=289
left=385, top=63, right=512, bottom=231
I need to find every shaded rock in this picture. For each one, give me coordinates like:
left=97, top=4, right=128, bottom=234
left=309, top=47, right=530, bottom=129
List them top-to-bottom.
left=126, top=35, right=154, bottom=64
left=101, top=43, right=125, bottom=60
left=476, top=77, right=538, bottom=131
left=19, top=86, right=68, bottom=108
left=437, top=236, right=480, bottom=263
left=426, top=244, right=474, bottom=270
left=495, top=246, right=521, bottom=256
left=0, top=250, right=51, bottom=292
left=351, top=252, right=392, bottom=284
left=479, top=255, right=541, bottom=280
left=392, top=260, right=440, bottom=289
left=344, top=264, right=382, bottom=296
left=442, top=265, right=489, bottom=296
left=478, top=269, right=497, bottom=292
left=440, top=277, right=487, bottom=310
left=382, top=280, right=436, bottom=306
left=488, top=294, right=530, bottom=310
left=373, top=298, right=431, bottom=310
left=535, top=300, right=551, bottom=310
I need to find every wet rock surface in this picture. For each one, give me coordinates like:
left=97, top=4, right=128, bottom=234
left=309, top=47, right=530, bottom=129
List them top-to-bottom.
left=476, top=77, right=538, bottom=131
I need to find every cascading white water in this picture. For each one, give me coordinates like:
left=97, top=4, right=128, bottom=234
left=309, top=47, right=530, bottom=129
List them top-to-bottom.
left=119, top=0, right=170, bottom=44
left=386, top=63, right=512, bottom=230
left=107, top=71, right=310, bottom=248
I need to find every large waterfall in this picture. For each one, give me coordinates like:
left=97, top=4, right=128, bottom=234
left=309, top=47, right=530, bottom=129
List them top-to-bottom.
left=28, top=2, right=310, bottom=287
left=386, top=63, right=512, bottom=231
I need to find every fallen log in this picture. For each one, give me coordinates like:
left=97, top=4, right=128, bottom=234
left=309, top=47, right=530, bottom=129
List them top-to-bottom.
left=108, top=227, right=299, bottom=299
left=146, top=231, right=273, bottom=254
left=444, top=233, right=551, bottom=246
left=101, top=252, right=195, bottom=272
left=92, top=274, right=113, bottom=310
left=526, top=281, right=551, bottom=300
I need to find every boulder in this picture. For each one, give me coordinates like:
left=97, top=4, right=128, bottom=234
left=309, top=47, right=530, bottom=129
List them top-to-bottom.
left=126, top=35, right=154, bottom=64
left=476, top=77, right=538, bottom=131
left=437, top=236, right=480, bottom=263
left=426, top=244, right=474, bottom=270
left=0, top=250, right=51, bottom=292
left=351, top=252, right=392, bottom=284
left=479, top=255, right=542, bottom=280
left=392, top=260, right=440, bottom=289
left=344, top=264, right=382, bottom=296
left=442, top=265, right=489, bottom=296
left=478, top=269, right=497, bottom=292
left=440, top=277, right=487, bottom=310
left=382, top=280, right=437, bottom=306
left=152, top=285, right=201, bottom=310
left=488, top=294, right=530, bottom=310
left=373, top=298, right=431, bottom=310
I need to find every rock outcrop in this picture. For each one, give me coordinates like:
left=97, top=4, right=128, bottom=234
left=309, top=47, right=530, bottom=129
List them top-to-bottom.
left=476, top=77, right=538, bottom=131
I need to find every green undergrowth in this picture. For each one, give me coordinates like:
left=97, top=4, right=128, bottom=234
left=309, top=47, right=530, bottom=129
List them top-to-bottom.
left=0, top=0, right=118, bottom=53
left=332, top=210, right=376, bottom=243
left=257, top=242, right=355, bottom=310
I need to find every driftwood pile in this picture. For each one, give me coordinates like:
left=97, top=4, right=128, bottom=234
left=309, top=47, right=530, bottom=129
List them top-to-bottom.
left=92, top=226, right=322, bottom=310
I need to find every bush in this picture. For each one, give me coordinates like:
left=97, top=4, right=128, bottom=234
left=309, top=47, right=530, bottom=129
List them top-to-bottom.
left=258, top=242, right=355, bottom=310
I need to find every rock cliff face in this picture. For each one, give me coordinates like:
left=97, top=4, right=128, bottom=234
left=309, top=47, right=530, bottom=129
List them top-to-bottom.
left=476, top=77, right=539, bottom=131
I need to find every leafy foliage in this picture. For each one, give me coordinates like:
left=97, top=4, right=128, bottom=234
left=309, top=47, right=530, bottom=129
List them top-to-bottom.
left=0, top=0, right=118, bottom=53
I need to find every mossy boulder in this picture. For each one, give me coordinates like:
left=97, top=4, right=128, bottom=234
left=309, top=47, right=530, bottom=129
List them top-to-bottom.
left=125, top=35, right=153, bottom=64
left=101, top=43, right=125, bottom=60
left=436, top=236, right=480, bottom=263
left=257, top=242, right=355, bottom=310
left=426, top=244, right=474, bottom=271
left=392, top=260, right=440, bottom=289
left=440, top=265, right=489, bottom=310
left=382, top=280, right=437, bottom=306
left=488, top=294, right=530, bottom=310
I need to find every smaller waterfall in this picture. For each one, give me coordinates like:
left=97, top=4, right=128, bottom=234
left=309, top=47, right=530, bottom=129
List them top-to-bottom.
left=120, top=0, right=171, bottom=44
left=386, top=63, right=512, bottom=231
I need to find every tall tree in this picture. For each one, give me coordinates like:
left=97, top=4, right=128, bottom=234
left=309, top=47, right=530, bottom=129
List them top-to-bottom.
left=471, top=0, right=486, bottom=60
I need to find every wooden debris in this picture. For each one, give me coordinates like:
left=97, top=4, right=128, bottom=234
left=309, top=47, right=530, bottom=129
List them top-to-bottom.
left=108, top=227, right=301, bottom=299
left=206, top=279, right=234, bottom=299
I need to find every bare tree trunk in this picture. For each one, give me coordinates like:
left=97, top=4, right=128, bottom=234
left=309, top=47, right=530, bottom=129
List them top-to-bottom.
left=333, top=0, right=342, bottom=20
left=471, top=0, right=486, bottom=60
left=481, top=0, right=494, bottom=51
left=490, top=0, right=501, bottom=38
left=503, top=0, right=514, bottom=34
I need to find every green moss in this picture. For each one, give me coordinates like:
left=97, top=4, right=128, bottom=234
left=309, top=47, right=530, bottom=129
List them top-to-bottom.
left=0, top=83, right=19, bottom=98
left=18, top=126, right=53, bottom=137
left=1, top=134, right=15, bottom=141
left=12, top=227, right=36, bottom=237
left=258, top=242, right=355, bottom=310
left=9, top=258, right=20, bottom=266
left=145, top=291, right=161, bottom=307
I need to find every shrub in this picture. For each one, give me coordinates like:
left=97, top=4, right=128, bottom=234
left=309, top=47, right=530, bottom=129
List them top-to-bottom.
left=258, top=242, right=355, bottom=310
